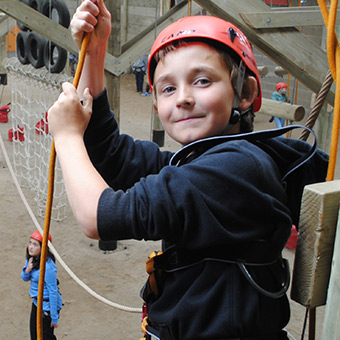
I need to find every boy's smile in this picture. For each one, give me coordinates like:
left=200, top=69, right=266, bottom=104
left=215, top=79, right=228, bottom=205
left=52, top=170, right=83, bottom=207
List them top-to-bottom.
left=153, top=42, right=235, bottom=146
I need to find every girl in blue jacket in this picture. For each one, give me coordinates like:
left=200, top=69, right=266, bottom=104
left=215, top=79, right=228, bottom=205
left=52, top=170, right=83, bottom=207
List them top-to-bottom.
left=21, top=230, right=62, bottom=340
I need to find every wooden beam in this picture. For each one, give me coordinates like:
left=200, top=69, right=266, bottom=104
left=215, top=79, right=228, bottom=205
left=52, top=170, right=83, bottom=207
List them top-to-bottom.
left=0, top=0, right=120, bottom=76
left=121, top=0, right=187, bottom=53
left=194, top=0, right=334, bottom=106
left=0, top=1, right=77, bottom=53
left=118, top=1, right=202, bottom=73
left=241, top=6, right=340, bottom=29
left=0, top=12, right=7, bottom=24
left=0, top=15, right=15, bottom=37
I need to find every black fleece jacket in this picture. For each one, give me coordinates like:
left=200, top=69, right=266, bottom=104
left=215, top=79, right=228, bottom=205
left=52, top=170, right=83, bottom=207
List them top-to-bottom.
left=84, top=89, right=328, bottom=340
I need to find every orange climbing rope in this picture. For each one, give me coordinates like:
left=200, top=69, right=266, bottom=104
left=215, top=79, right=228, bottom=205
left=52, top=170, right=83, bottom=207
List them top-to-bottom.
left=317, top=0, right=340, bottom=181
left=36, top=32, right=90, bottom=340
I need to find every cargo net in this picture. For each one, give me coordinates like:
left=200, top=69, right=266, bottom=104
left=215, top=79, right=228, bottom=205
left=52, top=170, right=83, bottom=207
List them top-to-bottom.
left=5, top=58, right=72, bottom=221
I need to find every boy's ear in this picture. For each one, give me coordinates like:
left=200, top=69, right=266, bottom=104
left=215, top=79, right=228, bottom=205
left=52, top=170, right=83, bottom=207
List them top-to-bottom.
left=239, top=76, right=258, bottom=111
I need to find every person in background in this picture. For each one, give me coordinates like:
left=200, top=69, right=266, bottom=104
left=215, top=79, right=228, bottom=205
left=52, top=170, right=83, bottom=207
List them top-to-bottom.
left=132, top=55, right=148, bottom=94
left=271, top=82, right=289, bottom=128
left=21, top=230, right=62, bottom=340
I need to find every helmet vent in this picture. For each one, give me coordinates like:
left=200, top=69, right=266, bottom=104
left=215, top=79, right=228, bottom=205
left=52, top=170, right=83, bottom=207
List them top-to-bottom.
left=228, top=27, right=237, bottom=42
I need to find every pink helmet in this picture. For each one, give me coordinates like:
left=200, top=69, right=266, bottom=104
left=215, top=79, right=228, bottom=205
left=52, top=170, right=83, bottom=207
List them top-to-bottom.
left=148, top=15, right=262, bottom=112
left=30, top=230, right=52, bottom=243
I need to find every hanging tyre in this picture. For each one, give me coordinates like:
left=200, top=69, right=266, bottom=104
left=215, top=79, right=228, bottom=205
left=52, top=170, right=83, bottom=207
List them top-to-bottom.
left=17, top=0, right=39, bottom=31
left=40, top=0, right=70, bottom=28
left=16, top=31, right=30, bottom=65
left=27, top=32, right=46, bottom=69
left=43, top=41, right=67, bottom=73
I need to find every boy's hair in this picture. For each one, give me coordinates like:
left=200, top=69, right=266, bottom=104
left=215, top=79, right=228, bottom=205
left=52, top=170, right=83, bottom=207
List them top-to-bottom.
left=152, top=38, right=255, bottom=132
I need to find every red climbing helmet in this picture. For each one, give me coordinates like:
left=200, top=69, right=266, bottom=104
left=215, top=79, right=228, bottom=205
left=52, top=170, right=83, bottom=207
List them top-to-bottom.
left=148, top=15, right=262, bottom=112
left=276, top=82, right=288, bottom=91
left=30, top=230, right=52, bottom=243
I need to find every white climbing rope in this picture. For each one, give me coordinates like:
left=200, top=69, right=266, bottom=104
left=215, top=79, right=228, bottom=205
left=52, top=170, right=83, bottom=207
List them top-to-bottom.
left=0, top=132, right=142, bottom=314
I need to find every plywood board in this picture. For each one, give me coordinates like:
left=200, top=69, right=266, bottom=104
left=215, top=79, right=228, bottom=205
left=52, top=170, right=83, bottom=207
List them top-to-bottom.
left=291, top=181, right=340, bottom=308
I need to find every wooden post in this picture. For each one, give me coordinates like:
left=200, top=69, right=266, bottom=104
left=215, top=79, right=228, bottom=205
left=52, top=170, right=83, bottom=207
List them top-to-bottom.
left=105, top=0, right=121, bottom=125
left=121, top=0, right=128, bottom=44
left=151, top=0, right=165, bottom=147
left=0, top=34, right=6, bottom=73
left=291, top=180, right=340, bottom=308
left=291, top=181, right=340, bottom=340
left=321, top=206, right=340, bottom=339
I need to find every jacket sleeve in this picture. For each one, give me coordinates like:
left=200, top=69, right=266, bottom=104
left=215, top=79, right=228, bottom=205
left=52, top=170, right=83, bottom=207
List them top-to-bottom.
left=84, top=89, right=173, bottom=191
left=97, top=140, right=292, bottom=249
left=21, top=260, right=31, bottom=281
left=45, top=260, right=60, bottom=325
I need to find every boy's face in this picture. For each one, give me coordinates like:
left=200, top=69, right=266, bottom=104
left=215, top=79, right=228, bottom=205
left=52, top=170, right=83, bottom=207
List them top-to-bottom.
left=153, top=42, right=235, bottom=146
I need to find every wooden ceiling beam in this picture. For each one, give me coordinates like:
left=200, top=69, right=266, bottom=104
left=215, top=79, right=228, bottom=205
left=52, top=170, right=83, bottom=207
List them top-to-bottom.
left=194, top=0, right=334, bottom=105
left=118, top=1, right=202, bottom=73
left=241, top=6, right=340, bottom=29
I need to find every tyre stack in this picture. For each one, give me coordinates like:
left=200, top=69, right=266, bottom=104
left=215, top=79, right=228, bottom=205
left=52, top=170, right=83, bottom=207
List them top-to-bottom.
left=16, top=0, right=70, bottom=73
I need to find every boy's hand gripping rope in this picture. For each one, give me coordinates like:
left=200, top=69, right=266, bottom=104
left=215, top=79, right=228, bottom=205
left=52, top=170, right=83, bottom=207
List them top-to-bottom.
left=36, top=32, right=90, bottom=340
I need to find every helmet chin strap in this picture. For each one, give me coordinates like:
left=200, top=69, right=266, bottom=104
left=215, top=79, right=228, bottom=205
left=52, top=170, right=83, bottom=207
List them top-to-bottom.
left=221, top=60, right=246, bottom=135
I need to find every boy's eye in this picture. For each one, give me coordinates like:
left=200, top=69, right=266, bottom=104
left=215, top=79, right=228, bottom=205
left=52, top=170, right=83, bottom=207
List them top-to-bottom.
left=197, top=78, right=211, bottom=85
left=162, top=85, right=176, bottom=94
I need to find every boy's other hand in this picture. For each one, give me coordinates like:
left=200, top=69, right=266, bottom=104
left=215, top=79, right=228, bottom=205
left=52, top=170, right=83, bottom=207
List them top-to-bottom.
left=71, top=0, right=111, bottom=54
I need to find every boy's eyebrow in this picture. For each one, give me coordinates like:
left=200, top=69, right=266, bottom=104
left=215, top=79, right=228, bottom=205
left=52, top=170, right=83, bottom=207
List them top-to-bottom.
left=155, top=65, right=219, bottom=86
left=154, top=73, right=173, bottom=87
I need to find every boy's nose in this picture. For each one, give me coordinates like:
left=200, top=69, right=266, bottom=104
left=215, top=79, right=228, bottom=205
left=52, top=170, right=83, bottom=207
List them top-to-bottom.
left=176, top=86, right=195, bottom=107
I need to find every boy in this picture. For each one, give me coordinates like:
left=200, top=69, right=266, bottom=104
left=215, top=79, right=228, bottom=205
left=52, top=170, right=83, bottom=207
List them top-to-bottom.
left=48, top=1, right=328, bottom=339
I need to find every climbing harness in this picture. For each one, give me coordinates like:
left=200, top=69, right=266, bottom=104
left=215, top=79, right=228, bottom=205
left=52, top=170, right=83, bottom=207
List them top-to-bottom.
left=36, top=32, right=91, bottom=340
left=140, top=124, right=327, bottom=339
left=140, top=244, right=290, bottom=339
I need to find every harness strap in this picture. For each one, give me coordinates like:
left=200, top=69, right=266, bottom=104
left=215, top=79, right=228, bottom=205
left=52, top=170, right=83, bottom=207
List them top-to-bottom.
left=153, top=241, right=282, bottom=272
left=144, top=243, right=290, bottom=301
left=146, top=251, right=163, bottom=297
